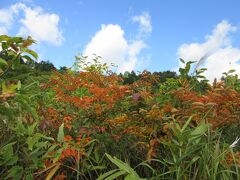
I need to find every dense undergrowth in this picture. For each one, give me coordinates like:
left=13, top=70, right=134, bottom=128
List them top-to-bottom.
left=0, top=35, right=240, bottom=179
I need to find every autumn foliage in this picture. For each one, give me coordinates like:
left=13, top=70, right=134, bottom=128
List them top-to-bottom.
left=1, top=36, right=240, bottom=179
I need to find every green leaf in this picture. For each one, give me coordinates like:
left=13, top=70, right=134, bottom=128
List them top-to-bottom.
left=0, top=35, right=10, bottom=42
left=11, top=37, right=23, bottom=43
left=2, top=41, right=8, bottom=50
left=22, top=48, right=38, bottom=59
left=12, top=55, right=21, bottom=69
left=21, top=55, right=34, bottom=63
left=0, top=58, right=8, bottom=70
left=179, top=58, right=185, bottom=64
left=185, top=63, right=191, bottom=74
left=228, top=69, right=236, bottom=74
left=197, top=75, right=206, bottom=79
left=17, top=80, right=21, bottom=90
left=2, top=81, right=18, bottom=94
left=15, top=94, right=39, bottom=121
left=181, top=116, right=193, bottom=132
left=27, top=122, right=37, bottom=136
left=57, top=123, right=64, bottom=143
left=190, top=123, right=210, bottom=137
left=26, top=133, right=44, bottom=151
left=0, top=142, right=18, bottom=166
left=43, top=144, right=58, bottom=159
left=105, top=154, right=141, bottom=179
left=106, top=154, right=131, bottom=174
left=46, top=163, right=61, bottom=180
left=6, top=166, right=23, bottom=180
left=97, top=169, right=119, bottom=180
left=105, top=170, right=126, bottom=180
left=25, top=174, right=33, bottom=180
left=125, top=174, right=145, bottom=180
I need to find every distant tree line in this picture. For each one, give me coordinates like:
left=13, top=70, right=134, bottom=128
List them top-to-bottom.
left=2, top=55, right=178, bottom=85
left=119, top=70, right=177, bottom=84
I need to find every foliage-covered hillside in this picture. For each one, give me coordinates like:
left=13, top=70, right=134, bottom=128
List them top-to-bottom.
left=0, top=35, right=240, bottom=179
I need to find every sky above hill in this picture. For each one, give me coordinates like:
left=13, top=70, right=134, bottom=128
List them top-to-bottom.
left=1, top=0, right=240, bottom=81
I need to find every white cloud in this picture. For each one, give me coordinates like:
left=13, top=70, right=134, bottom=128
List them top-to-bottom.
left=0, top=3, right=64, bottom=45
left=0, top=3, right=28, bottom=34
left=0, top=3, right=22, bottom=50
left=18, top=7, right=64, bottom=45
left=0, top=9, right=13, bottom=27
left=132, top=11, right=152, bottom=37
left=83, top=12, right=151, bottom=73
left=177, top=20, right=240, bottom=82
left=83, top=24, right=147, bottom=73
left=84, top=24, right=128, bottom=64
left=118, top=40, right=146, bottom=72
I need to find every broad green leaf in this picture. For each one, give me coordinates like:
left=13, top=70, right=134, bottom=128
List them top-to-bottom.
left=22, top=48, right=38, bottom=59
left=190, top=123, right=210, bottom=137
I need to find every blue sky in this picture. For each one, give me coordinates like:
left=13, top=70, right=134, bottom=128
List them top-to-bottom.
left=1, top=0, right=240, bottom=81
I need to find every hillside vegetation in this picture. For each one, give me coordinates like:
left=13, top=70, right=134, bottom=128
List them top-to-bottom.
left=0, top=35, right=240, bottom=179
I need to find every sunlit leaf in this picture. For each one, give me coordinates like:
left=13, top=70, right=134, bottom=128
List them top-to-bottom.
left=57, top=123, right=64, bottom=143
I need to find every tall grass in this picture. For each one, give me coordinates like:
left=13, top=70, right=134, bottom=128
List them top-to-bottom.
left=100, top=117, right=240, bottom=180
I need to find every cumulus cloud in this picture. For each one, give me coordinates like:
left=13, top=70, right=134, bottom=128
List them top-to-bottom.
left=0, top=3, right=64, bottom=45
left=0, top=3, right=22, bottom=34
left=132, top=11, right=152, bottom=36
left=83, top=12, right=151, bottom=73
left=177, top=20, right=240, bottom=82
left=83, top=25, right=129, bottom=64
left=118, top=40, right=146, bottom=72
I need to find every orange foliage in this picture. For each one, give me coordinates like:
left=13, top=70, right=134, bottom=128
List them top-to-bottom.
left=41, top=67, right=240, bottom=164
left=42, top=71, right=131, bottom=129
left=173, top=81, right=240, bottom=128
left=59, top=135, right=91, bottom=161
left=225, top=151, right=240, bottom=167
